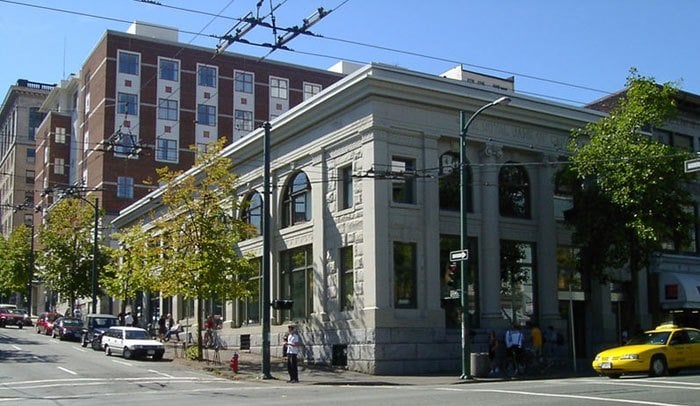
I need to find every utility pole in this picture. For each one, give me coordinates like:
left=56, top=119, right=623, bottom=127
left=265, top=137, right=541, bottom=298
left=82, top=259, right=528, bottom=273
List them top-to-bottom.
left=261, top=122, right=272, bottom=379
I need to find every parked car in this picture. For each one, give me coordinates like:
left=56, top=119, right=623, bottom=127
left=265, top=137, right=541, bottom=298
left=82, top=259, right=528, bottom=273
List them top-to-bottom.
left=0, top=307, right=31, bottom=328
left=36, top=312, right=63, bottom=335
left=81, top=314, right=119, bottom=350
left=52, top=317, right=84, bottom=341
left=592, top=323, right=700, bottom=378
left=102, top=326, right=165, bottom=360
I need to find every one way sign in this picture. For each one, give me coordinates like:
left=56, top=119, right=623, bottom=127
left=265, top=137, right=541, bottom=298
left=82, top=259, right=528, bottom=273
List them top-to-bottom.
left=449, top=249, right=469, bottom=262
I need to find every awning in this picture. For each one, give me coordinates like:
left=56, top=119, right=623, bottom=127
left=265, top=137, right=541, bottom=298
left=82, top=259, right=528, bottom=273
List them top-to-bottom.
left=659, top=272, right=700, bottom=310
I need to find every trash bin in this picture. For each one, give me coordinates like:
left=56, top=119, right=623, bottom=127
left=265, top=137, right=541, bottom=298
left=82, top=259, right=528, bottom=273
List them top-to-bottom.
left=470, top=352, right=490, bottom=377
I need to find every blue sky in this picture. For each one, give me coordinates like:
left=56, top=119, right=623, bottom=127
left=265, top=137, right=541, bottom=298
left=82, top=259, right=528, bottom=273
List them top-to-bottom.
left=1, top=0, right=698, bottom=106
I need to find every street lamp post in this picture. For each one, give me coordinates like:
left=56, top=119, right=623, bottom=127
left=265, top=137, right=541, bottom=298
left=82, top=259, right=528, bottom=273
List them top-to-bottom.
left=459, top=96, right=510, bottom=380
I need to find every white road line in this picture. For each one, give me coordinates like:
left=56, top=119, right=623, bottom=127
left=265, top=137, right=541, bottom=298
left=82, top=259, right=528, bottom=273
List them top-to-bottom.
left=11, top=345, right=21, bottom=350
left=72, top=346, right=86, bottom=353
left=112, top=359, right=132, bottom=366
left=57, top=367, right=77, bottom=375
left=148, top=369, right=175, bottom=378
left=580, top=378, right=700, bottom=390
left=460, top=388, right=686, bottom=406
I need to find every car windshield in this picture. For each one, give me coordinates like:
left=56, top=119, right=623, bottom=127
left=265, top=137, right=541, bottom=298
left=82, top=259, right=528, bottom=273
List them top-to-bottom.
left=10, top=309, right=26, bottom=315
left=93, top=318, right=118, bottom=328
left=64, top=319, right=83, bottom=326
left=125, top=330, right=149, bottom=340
left=627, top=331, right=670, bottom=345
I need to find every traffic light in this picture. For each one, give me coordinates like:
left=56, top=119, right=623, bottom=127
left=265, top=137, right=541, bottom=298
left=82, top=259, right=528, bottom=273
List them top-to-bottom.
left=445, top=263, right=458, bottom=288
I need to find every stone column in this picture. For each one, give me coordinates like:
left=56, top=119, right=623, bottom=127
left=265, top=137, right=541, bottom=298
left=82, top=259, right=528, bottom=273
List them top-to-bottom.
left=479, top=143, right=503, bottom=325
left=536, top=154, right=560, bottom=327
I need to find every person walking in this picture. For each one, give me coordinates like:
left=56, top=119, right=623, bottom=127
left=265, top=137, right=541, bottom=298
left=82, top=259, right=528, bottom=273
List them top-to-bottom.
left=157, top=314, right=167, bottom=341
left=530, top=323, right=543, bottom=357
left=285, top=324, right=301, bottom=383
left=505, top=324, right=524, bottom=374
left=488, top=330, right=500, bottom=376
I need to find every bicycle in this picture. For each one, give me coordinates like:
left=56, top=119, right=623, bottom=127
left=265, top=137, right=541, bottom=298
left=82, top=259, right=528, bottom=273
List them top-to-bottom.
left=204, top=328, right=227, bottom=351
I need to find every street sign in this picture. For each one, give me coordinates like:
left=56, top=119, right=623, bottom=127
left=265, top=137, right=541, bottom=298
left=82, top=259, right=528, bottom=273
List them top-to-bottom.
left=685, top=157, right=700, bottom=173
left=450, top=249, right=469, bottom=262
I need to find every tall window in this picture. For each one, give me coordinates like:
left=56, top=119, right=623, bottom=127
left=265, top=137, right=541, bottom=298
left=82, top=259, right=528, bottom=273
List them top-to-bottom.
left=118, top=51, right=139, bottom=75
left=159, top=59, right=179, bottom=81
left=198, top=65, right=217, bottom=88
left=235, top=71, right=254, bottom=93
left=270, top=77, right=288, bottom=99
left=303, top=82, right=322, bottom=100
left=117, top=93, right=138, bottom=116
left=158, top=99, right=178, bottom=121
left=197, top=104, right=216, bottom=126
left=28, top=107, right=44, bottom=141
left=235, top=110, right=253, bottom=131
left=55, top=127, right=66, bottom=144
left=156, top=138, right=178, bottom=162
left=26, top=148, right=35, bottom=164
left=439, top=152, right=472, bottom=211
left=391, top=157, right=416, bottom=204
left=53, top=158, right=65, bottom=175
left=499, top=163, right=531, bottom=218
left=339, top=165, right=353, bottom=210
left=26, top=169, right=34, bottom=184
left=282, top=171, right=311, bottom=227
left=117, top=176, right=134, bottom=199
left=242, top=192, right=262, bottom=235
left=500, top=240, right=535, bottom=325
left=394, top=242, right=417, bottom=308
left=280, top=245, right=313, bottom=320
left=340, top=246, right=354, bottom=311
left=242, top=258, right=261, bottom=324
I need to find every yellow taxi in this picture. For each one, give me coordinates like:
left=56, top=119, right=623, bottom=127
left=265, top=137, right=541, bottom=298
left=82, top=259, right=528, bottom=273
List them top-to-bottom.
left=592, top=323, right=700, bottom=378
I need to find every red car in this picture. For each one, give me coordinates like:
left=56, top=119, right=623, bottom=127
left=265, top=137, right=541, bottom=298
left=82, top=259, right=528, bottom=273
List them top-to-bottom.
left=0, top=307, right=31, bottom=328
left=36, top=312, right=63, bottom=335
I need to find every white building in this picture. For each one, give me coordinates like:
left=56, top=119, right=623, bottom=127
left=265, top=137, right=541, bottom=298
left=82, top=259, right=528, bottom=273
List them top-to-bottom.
left=114, top=63, right=610, bottom=374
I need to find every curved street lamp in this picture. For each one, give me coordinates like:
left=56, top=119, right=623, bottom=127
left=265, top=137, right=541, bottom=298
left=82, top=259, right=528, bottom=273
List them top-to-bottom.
left=459, top=96, right=510, bottom=379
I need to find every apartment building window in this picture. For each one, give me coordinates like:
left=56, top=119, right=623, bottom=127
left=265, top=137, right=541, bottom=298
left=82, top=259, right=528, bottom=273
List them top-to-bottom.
left=118, top=51, right=139, bottom=75
left=159, top=59, right=179, bottom=82
left=198, top=65, right=217, bottom=88
left=235, top=71, right=254, bottom=93
left=270, top=77, right=288, bottom=99
left=303, top=82, right=322, bottom=100
left=117, top=93, right=138, bottom=116
left=158, top=99, right=178, bottom=121
left=197, top=104, right=216, bottom=126
left=28, top=107, right=44, bottom=141
left=234, top=110, right=253, bottom=131
left=55, top=127, right=66, bottom=144
left=114, top=132, right=138, bottom=156
left=156, top=138, right=178, bottom=162
left=26, top=148, right=35, bottom=164
left=391, top=157, right=416, bottom=204
left=54, top=158, right=65, bottom=175
left=499, top=163, right=531, bottom=219
left=339, top=165, right=353, bottom=210
left=26, top=169, right=35, bottom=184
left=282, top=171, right=311, bottom=228
left=117, top=176, right=134, bottom=199
left=241, top=191, right=262, bottom=235
left=394, top=242, right=417, bottom=308
left=280, top=245, right=313, bottom=320
left=340, top=246, right=354, bottom=311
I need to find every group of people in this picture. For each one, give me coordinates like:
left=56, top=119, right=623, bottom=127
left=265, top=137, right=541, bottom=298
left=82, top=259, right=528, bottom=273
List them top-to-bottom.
left=157, top=313, right=182, bottom=342
left=488, top=323, right=561, bottom=376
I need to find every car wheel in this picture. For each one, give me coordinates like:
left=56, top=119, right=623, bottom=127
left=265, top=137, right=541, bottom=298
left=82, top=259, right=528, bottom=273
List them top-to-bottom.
left=18, top=323, right=22, bottom=329
left=91, top=338, right=102, bottom=351
left=105, top=345, right=112, bottom=356
left=123, top=348, right=132, bottom=359
left=153, top=353, right=163, bottom=361
left=650, top=355, right=668, bottom=377
left=606, top=373, right=622, bottom=379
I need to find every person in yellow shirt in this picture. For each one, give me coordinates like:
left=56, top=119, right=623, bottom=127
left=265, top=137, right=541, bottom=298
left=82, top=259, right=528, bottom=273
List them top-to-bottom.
left=530, top=323, right=543, bottom=357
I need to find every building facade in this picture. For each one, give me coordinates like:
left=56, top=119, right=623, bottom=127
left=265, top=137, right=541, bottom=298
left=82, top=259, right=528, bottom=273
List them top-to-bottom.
left=114, top=63, right=610, bottom=374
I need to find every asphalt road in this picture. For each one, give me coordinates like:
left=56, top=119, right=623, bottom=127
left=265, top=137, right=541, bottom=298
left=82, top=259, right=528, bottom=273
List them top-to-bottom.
left=2, top=326, right=700, bottom=405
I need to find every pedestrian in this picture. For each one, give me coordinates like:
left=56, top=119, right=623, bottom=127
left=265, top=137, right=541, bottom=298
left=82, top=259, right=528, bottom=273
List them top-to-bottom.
left=124, top=312, right=134, bottom=326
left=158, top=314, right=167, bottom=341
left=530, top=323, right=543, bottom=357
left=285, top=324, right=301, bottom=383
left=505, top=324, right=524, bottom=372
left=543, top=325, right=557, bottom=357
left=488, top=330, right=499, bottom=376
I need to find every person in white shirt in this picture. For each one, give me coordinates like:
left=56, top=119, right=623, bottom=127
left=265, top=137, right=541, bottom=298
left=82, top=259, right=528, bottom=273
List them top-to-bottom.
left=505, top=324, right=524, bottom=370
left=285, top=325, right=301, bottom=383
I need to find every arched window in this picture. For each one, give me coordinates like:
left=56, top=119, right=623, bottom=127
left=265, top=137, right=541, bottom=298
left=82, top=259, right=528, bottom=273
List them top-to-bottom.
left=439, top=152, right=472, bottom=212
left=499, top=163, right=530, bottom=218
left=282, top=171, right=311, bottom=227
left=241, top=191, right=262, bottom=235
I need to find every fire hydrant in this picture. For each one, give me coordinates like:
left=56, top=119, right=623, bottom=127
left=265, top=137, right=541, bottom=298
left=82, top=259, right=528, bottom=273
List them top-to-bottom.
left=230, top=352, right=239, bottom=373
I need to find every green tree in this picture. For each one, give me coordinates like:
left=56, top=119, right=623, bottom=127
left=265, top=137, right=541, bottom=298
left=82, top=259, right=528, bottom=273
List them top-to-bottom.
left=567, top=70, right=695, bottom=319
left=146, top=138, right=256, bottom=360
left=36, top=198, right=104, bottom=311
left=0, top=224, right=33, bottom=303
left=102, top=224, right=159, bottom=314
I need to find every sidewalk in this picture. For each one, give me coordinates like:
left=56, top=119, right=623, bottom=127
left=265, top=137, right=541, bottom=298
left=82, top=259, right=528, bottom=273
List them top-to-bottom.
left=162, top=341, right=594, bottom=385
